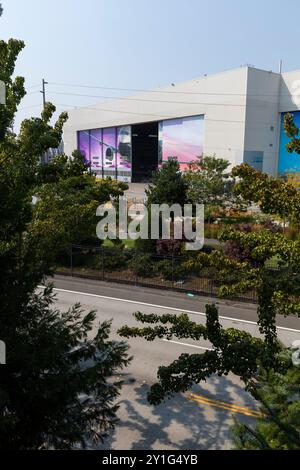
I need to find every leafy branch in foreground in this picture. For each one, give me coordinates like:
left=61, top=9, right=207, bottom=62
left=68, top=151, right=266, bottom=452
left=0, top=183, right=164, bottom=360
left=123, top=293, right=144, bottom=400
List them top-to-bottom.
left=119, top=162, right=300, bottom=413
left=119, top=304, right=270, bottom=405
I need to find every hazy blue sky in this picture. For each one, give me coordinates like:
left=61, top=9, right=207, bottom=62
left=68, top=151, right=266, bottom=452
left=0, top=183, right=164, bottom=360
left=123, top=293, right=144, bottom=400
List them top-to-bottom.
left=1, top=0, right=300, bottom=129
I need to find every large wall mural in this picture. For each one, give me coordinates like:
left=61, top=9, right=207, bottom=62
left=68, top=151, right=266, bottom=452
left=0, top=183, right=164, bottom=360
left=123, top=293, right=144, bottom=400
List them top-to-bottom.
left=278, top=111, right=300, bottom=175
left=78, top=115, right=205, bottom=181
left=159, top=115, right=204, bottom=170
left=77, top=126, right=132, bottom=182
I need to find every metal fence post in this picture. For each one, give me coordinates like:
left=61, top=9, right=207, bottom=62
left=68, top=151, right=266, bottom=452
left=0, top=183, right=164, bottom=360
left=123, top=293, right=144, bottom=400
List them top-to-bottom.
left=70, top=245, right=73, bottom=277
left=101, top=246, right=104, bottom=281
left=135, top=251, right=138, bottom=286
left=171, top=253, right=174, bottom=290
left=210, top=277, right=214, bottom=298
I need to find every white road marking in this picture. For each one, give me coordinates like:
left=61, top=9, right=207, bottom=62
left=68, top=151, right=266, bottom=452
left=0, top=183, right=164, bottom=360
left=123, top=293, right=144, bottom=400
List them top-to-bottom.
left=38, top=285, right=300, bottom=334
left=162, top=339, right=213, bottom=351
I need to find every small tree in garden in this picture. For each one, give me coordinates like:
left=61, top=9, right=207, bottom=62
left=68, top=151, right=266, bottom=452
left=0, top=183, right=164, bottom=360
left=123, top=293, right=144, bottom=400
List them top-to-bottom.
left=184, top=155, right=246, bottom=220
left=185, top=155, right=232, bottom=207
left=146, top=158, right=188, bottom=207
left=137, top=159, right=188, bottom=253
left=223, top=221, right=281, bottom=265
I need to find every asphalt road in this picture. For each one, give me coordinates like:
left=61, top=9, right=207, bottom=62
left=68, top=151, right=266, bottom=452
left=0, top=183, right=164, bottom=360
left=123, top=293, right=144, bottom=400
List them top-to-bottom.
left=45, top=275, right=300, bottom=450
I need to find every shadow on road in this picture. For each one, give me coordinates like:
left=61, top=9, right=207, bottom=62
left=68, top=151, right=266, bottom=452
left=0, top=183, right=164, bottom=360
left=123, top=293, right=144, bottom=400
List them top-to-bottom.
left=97, top=374, right=257, bottom=450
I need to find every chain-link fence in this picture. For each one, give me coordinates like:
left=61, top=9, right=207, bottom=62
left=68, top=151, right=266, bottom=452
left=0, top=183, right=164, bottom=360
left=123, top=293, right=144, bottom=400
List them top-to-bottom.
left=55, top=244, right=259, bottom=303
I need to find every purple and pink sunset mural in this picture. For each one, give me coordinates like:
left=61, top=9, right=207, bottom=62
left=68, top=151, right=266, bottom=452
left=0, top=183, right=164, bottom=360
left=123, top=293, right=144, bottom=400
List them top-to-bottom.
left=77, top=115, right=204, bottom=180
left=159, top=115, right=204, bottom=170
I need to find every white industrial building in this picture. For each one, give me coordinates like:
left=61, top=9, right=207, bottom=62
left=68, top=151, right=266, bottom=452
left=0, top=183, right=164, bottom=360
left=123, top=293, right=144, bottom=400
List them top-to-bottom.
left=63, top=66, right=300, bottom=182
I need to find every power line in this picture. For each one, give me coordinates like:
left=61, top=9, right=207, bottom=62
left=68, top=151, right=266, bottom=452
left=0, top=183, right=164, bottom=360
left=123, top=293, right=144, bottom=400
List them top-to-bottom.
left=48, top=81, right=283, bottom=97
left=25, top=83, right=40, bottom=90
left=47, top=89, right=289, bottom=108
left=48, top=90, right=249, bottom=107
left=25, top=91, right=40, bottom=96
left=50, top=91, right=283, bottom=108
left=16, top=100, right=280, bottom=129
left=16, top=102, right=280, bottom=136
left=55, top=103, right=176, bottom=119
left=56, top=103, right=279, bottom=130
left=18, top=104, right=41, bottom=111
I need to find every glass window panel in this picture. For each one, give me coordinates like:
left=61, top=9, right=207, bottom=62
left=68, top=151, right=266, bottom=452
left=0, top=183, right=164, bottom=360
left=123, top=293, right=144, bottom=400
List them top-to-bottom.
left=116, top=126, right=132, bottom=181
left=103, top=127, right=117, bottom=175
left=90, top=128, right=103, bottom=173
left=77, top=130, right=90, bottom=164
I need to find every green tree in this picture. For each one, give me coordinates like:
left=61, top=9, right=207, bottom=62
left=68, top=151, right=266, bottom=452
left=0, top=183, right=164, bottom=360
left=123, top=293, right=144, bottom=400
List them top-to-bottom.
left=0, top=36, right=130, bottom=449
left=284, top=112, right=300, bottom=155
left=34, top=149, right=128, bottom=249
left=36, top=149, right=90, bottom=184
left=184, top=155, right=232, bottom=205
left=184, top=155, right=246, bottom=221
left=146, top=158, right=188, bottom=207
left=135, top=159, right=188, bottom=253
left=119, top=165, right=300, bottom=409
left=119, top=304, right=267, bottom=404
left=232, top=355, right=300, bottom=450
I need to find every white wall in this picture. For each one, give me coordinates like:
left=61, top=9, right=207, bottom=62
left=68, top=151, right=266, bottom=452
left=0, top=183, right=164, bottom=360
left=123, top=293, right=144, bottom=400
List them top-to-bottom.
left=63, top=66, right=300, bottom=177
left=63, top=67, right=249, bottom=169
left=244, top=68, right=281, bottom=175
left=279, top=69, right=300, bottom=113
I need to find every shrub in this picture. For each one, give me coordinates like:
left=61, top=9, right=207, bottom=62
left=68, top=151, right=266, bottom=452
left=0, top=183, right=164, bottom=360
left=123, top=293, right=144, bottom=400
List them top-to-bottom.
left=204, top=223, right=223, bottom=239
left=156, top=238, right=184, bottom=255
left=101, top=248, right=130, bottom=271
left=129, top=254, right=154, bottom=277
left=155, top=259, right=187, bottom=281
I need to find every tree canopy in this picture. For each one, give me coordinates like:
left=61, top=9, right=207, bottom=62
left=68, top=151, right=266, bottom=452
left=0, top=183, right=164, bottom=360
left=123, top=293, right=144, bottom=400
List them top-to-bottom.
left=0, top=35, right=130, bottom=449
left=184, top=155, right=232, bottom=205
left=146, top=158, right=188, bottom=207
left=119, top=163, right=300, bottom=428
left=233, top=355, right=300, bottom=450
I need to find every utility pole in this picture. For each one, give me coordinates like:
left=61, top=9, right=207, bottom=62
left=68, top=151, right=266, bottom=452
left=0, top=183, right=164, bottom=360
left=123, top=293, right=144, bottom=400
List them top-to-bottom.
left=40, top=78, right=48, bottom=108
left=41, top=79, right=49, bottom=162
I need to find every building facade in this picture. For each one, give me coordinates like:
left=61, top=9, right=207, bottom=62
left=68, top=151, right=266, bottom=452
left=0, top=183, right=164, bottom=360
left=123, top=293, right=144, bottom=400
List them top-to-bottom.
left=63, top=66, right=300, bottom=182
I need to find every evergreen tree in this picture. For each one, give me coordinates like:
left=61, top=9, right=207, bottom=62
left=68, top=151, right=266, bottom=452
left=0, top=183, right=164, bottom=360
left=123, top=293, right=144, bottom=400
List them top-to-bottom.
left=0, top=33, right=130, bottom=448
left=184, top=155, right=233, bottom=207
left=146, top=158, right=188, bottom=207
left=232, top=354, right=300, bottom=450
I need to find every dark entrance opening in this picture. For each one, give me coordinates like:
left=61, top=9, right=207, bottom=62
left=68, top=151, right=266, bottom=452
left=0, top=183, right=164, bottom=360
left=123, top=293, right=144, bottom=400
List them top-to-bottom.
left=131, top=122, right=159, bottom=182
